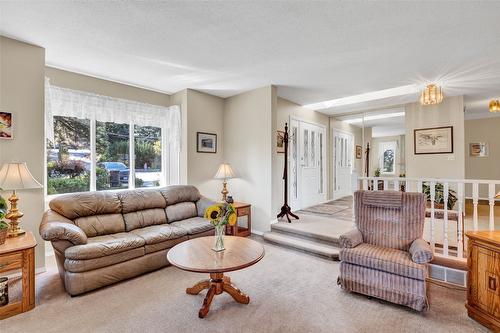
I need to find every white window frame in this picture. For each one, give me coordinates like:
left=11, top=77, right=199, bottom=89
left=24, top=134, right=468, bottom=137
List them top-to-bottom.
left=379, top=141, right=397, bottom=175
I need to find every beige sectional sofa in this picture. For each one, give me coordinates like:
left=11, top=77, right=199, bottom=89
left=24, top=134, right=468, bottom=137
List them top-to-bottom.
left=40, top=185, right=215, bottom=295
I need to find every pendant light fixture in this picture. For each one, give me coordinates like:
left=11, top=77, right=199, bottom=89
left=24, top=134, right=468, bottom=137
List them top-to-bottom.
left=420, top=84, right=444, bottom=106
left=489, top=99, right=500, bottom=113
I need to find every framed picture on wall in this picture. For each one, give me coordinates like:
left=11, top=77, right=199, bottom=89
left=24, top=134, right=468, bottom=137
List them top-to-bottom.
left=0, top=111, right=13, bottom=139
left=414, top=126, right=453, bottom=155
left=277, top=130, right=285, bottom=153
left=197, top=132, right=217, bottom=153
left=470, top=142, right=488, bottom=157
left=355, top=145, right=362, bottom=159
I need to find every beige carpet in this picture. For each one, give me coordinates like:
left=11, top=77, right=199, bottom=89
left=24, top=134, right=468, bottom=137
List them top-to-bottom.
left=0, top=238, right=487, bottom=333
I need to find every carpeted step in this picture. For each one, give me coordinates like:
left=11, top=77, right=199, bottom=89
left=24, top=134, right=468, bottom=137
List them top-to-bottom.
left=271, top=222, right=341, bottom=247
left=263, top=231, right=340, bottom=260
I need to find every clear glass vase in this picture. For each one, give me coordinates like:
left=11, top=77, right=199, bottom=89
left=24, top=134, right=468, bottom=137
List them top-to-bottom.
left=213, top=224, right=225, bottom=252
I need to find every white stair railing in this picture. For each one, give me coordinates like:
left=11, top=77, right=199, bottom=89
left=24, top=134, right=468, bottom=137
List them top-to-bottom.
left=358, top=176, right=499, bottom=259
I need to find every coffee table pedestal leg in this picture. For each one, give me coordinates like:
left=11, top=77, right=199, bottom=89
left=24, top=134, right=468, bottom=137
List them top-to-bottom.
left=186, top=272, right=250, bottom=318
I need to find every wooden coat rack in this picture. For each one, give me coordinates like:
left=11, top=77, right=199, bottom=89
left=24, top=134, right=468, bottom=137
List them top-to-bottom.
left=277, top=123, right=299, bottom=223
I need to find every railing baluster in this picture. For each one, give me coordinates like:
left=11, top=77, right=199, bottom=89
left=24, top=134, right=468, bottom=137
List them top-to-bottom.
left=362, top=178, right=368, bottom=190
left=374, top=178, right=378, bottom=191
left=383, top=179, right=388, bottom=191
left=393, top=179, right=399, bottom=191
left=405, top=179, right=409, bottom=192
left=417, top=180, right=423, bottom=193
left=430, top=181, right=436, bottom=252
left=443, top=182, right=449, bottom=256
left=457, top=182, right=464, bottom=258
left=473, top=182, right=479, bottom=231
left=489, top=183, right=495, bottom=231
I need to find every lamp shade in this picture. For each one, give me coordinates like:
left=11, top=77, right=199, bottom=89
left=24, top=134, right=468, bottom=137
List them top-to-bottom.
left=0, top=162, right=42, bottom=190
left=214, top=163, right=236, bottom=180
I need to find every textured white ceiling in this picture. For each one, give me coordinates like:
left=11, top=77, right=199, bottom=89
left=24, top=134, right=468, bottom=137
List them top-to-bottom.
left=1, top=2, right=500, bottom=117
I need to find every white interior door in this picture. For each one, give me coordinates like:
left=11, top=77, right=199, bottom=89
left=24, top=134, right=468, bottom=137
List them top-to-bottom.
left=291, top=120, right=326, bottom=209
left=333, top=129, right=353, bottom=199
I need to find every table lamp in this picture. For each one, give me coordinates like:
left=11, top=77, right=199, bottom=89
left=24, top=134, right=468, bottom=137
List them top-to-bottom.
left=0, top=162, right=42, bottom=237
left=214, top=163, right=236, bottom=202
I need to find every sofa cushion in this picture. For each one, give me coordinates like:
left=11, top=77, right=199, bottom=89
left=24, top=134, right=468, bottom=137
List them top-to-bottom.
left=160, top=185, right=200, bottom=205
left=119, top=189, right=167, bottom=213
left=49, top=191, right=121, bottom=219
left=166, top=202, right=198, bottom=222
left=123, top=209, right=167, bottom=231
left=74, top=213, right=126, bottom=237
left=170, top=217, right=214, bottom=235
left=130, top=224, right=187, bottom=245
left=65, top=232, right=145, bottom=260
left=145, top=236, right=189, bottom=254
left=339, top=243, right=427, bottom=280
left=64, top=247, right=145, bottom=273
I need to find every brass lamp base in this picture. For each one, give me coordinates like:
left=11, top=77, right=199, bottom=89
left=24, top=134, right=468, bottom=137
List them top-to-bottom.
left=221, top=180, right=229, bottom=202
left=5, top=190, right=25, bottom=238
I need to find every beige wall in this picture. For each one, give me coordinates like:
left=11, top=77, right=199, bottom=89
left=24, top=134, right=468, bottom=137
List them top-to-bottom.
left=0, top=37, right=46, bottom=269
left=46, top=67, right=171, bottom=106
left=224, top=86, right=274, bottom=233
left=185, top=89, right=225, bottom=200
left=405, top=96, right=465, bottom=179
left=273, top=97, right=330, bottom=214
left=465, top=117, right=500, bottom=198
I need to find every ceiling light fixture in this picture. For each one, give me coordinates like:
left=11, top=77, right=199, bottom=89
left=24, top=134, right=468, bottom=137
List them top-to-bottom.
left=303, top=84, right=420, bottom=111
left=420, top=84, right=443, bottom=106
left=489, top=99, right=500, bottom=113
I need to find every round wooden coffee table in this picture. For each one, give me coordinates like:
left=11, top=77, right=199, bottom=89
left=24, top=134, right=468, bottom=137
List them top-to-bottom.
left=167, top=236, right=265, bottom=318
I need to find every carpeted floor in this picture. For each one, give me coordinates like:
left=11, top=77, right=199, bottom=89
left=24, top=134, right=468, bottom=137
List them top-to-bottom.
left=296, top=196, right=353, bottom=220
left=0, top=237, right=486, bottom=333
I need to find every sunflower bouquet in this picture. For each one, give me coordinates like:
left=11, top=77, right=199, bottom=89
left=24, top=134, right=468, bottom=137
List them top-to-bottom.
left=204, top=203, right=237, bottom=251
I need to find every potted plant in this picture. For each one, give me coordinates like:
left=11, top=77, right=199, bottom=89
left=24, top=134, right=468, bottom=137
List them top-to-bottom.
left=422, top=182, right=458, bottom=210
left=0, top=193, right=8, bottom=245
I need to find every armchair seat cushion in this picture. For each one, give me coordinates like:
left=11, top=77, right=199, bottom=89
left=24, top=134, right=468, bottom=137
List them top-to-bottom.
left=170, top=217, right=214, bottom=235
left=131, top=224, right=187, bottom=245
left=65, top=232, right=145, bottom=260
left=340, top=243, right=427, bottom=280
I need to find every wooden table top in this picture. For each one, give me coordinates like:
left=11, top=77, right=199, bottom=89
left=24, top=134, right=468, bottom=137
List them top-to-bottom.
left=0, top=231, right=37, bottom=255
left=466, top=231, right=500, bottom=246
left=167, top=236, right=264, bottom=273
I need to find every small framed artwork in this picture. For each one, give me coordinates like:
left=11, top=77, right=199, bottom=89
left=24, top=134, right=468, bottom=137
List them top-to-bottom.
left=0, top=111, right=13, bottom=139
left=414, top=126, right=453, bottom=155
left=277, top=130, right=285, bottom=153
left=197, top=132, right=217, bottom=153
left=470, top=142, right=488, bottom=157
left=355, top=145, right=362, bottom=159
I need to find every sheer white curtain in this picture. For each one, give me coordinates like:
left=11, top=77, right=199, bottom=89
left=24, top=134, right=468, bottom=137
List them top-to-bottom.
left=45, top=78, right=181, bottom=152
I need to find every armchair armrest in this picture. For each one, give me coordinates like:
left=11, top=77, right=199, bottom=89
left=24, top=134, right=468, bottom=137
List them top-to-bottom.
left=196, top=196, right=217, bottom=217
left=39, top=210, right=88, bottom=245
left=339, top=228, right=363, bottom=248
left=409, top=238, right=433, bottom=264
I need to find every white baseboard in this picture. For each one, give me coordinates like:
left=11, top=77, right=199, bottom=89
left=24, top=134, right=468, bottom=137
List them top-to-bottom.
left=270, top=218, right=278, bottom=225
left=251, top=230, right=264, bottom=236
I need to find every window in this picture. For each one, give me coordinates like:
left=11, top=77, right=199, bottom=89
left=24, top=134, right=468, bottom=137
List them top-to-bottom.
left=45, top=81, right=180, bottom=196
left=379, top=141, right=397, bottom=174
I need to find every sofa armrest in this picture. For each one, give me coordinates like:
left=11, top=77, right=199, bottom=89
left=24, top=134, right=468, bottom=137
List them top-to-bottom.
left=196, top=196, right=217, bottom=217
left=40, top=210, right=88, bottom=245
left=339, top=228, right=363, bottom=248
left=409, top=238, right=433, bottom=264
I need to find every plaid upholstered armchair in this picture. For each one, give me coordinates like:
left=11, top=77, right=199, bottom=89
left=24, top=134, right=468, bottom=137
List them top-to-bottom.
left=337, top=190, right=433, bottom=311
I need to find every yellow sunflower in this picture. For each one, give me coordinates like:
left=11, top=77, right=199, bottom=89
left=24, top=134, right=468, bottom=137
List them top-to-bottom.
left=205, top=205, right=222, bottom=222
left=228, top=213, right=237, bottom=226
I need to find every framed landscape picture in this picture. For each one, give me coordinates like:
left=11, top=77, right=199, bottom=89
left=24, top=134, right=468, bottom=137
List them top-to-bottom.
left=0, top=112, right=13, bottom=139
left=414, top=126, right=453, bottom=155
left=277, top=130, right=285, bottom=153
left=197, top=132, right=217, bottom=153
left=470, top=142, right=488, bottom=157
left=355, top=145, right=362, bottom=159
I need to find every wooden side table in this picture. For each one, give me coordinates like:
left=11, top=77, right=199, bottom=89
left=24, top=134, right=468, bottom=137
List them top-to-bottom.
left=226, top=202, right=251, bottom=237
left=0, top=231, right=37, bottom=320
left=466, top=231, right=500, bottom=332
